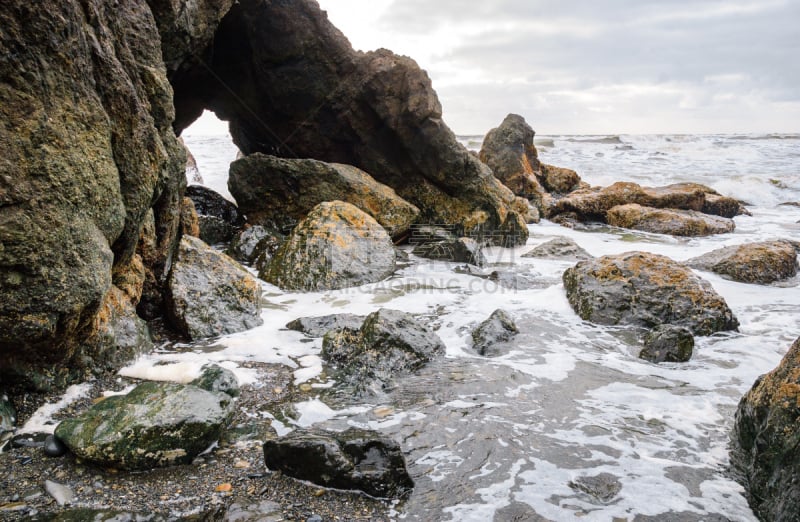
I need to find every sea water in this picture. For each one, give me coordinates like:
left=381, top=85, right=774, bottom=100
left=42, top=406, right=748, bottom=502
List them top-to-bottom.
left=136, top=129, right=800, bottom=520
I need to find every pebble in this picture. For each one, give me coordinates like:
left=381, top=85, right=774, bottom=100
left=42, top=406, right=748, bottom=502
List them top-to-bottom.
left=299, top=384, right=313, bottom=392
left=43, top=435, right=69, bottom=457
left=234, top=459, right=251, bottom=469
left=45, top=480, right=75, bottom=506
left=215, top=483, right=233, bottom=493
left=307, top=515, right=323, bottom=522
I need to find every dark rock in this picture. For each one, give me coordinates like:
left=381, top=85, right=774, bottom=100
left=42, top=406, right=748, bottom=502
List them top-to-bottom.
left=170, top=1, right=527, bottom=246
left=479, top=114, right=546, bottom=203
left=229, top=153, right=420, bottom=239
left=186, top=185, right=245, bottom=245
left=703, top=193, right=748, bottom=218
left=263, top=201, right=396, bottom=291
left=607, top=204, right=736, bottom=236
left=226, top=225, right=283, bottom=265
left=166, top=236, right=263, bottom=340
left=412, top=237, right=487, bottom=266
left=522, top=237, right=592, bottom=261
left=688, top=240, right=799, bottom=284
left=563, top=252, right=739, bottom=336
left=322, top=309, right=445, bottom=394
left=472, top=309, right=519, bottom=356
left=286, top=314, right=367, bottom=338
left=639, top=325, right=694, bottom=363
left=731, top=336, right=800, bottom=522
left=190, top=364, right=240, bottom=397
left=55, top=381, right=234, bottom=470
left=0, top=393, right=15, bottom=433
left=263, top=428, right=414, bottom=499
left=43, top=435, right=69, bottom=458
left=568, top=472, right=622, bottom=503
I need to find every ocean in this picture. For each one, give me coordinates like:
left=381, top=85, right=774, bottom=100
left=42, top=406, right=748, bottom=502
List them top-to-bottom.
left=134, top=130, right=800, bottom=519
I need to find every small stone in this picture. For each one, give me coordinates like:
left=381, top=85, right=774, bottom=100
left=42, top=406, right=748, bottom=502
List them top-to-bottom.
left=299, top=383, right=314, bottom=393
left=373, top=406, right=395, bottom=418
left=43, top=435, right=69, bottom=458
left=234, top=459, right=251, bottom=469
left=45, top=480, right=75, bottom=506
left=215, top=483, right=233, bottom=492
left=313, top=490, right=326, bottom=498
left=307, top=515, right=323, bottom=522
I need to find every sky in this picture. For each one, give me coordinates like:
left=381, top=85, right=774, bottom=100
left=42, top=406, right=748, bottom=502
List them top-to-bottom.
left=311, top=0, right=800, bottom=135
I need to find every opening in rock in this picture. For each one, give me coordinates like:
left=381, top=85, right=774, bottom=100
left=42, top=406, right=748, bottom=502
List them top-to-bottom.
left=181, top=111, right=240, bottom=202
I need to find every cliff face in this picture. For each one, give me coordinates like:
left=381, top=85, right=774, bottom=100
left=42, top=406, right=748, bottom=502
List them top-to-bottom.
left=0, top=0, right=525, bottom=390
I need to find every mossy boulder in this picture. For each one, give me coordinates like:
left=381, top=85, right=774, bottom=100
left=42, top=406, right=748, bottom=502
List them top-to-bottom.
left=229, top=154, right=420, bottom=240
left=264, top=201, right=395, bottom=291
left=607, top=204, right=736, bottom=236
left=166, top=236, right=263, bottom=340
left=688, top=241, right=799, bottom=284
left=563, top=252, right=739, bottom=336
left=731, top=336, right=800, bottom=521
left=54, top=381, right=234, bottom=470
left=263, top=428, right=413, bottom=499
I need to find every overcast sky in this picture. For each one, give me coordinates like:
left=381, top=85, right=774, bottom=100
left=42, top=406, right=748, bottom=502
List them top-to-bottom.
left=315, top=0, right=799, bottom=135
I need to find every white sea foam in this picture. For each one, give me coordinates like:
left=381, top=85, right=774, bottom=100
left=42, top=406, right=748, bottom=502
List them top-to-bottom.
left=17, top=383, right=93, bottom=436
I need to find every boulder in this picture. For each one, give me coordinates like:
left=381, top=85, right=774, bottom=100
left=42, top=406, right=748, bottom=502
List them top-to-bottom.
left=171, top=2, right=527, bottom=246
left=479, top=114, right=546, bottom=203
left=229, top=153, right=420, bottom=239
left=540, top=164, right=583, bottom=194
left=185, top=185, right=245, bottom=245
left=263, top=201, right=396, bottom=291
left=607, top=204, right=736, bottom=236
left=226, top=225, right=283, bottom=265
left=166, top=236, right=263, bottom=340
left=412, top=237, right=487, bottom=266
left=522, top=237, right=592, bottom=261
left=687, top=241, right=799, bottom=284
left=563, top=252, right=739, bottom=336
left=322, top=308, right=445, bottom=394
left=472, top=309, right=519, bottom=356
left=286, top=314, right=366, bottom=337
left=639, top=325, right=694, bottom=363
left=731, top=337, right=800, bottom=521
left=190, top=364, right=240, bottom=398
left=54, top=380, right=234, bottom=470
left=263, top=428, right=414, bottom=499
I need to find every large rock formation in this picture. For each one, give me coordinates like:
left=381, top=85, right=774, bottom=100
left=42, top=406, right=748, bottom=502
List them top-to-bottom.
left=170, top=0, right=527, bottom=245
left=563, top=252, right=739, bottom=336
left=732, top=337, right=800, bottom=521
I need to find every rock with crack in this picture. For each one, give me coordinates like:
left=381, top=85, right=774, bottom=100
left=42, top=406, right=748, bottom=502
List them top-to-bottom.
left=229, top=153, right=420, bottom=240
left=263, top=201, right=396, bottom=291
left=606, top=204, right=736, bottom=236
left=166, top=236, right=263, bottom=340
left=687, top=240, right=799, bottom=284
left=563, top=252, right=739, bottom=336
left=322, top=309, right=445, bottom=395
left=472, top=309, right=519, bottom=356
left=731, top=336, right=800, bottom=521
left=54, top=379, right=234, bottom=470
left=263, top=428, right=414, bottom=499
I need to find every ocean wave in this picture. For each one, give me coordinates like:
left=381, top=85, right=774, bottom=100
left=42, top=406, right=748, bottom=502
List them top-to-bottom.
left=566, top=135, right=624, bottom=145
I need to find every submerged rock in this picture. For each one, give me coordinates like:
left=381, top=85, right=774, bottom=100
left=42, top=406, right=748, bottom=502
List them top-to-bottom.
left=229, top=153, right=420, bottom=239
left=186, top=185, right=245, bottom=245
left=264, top=201, right=395, bottom=291
left=607, top=204, right=736, bottom=236
left=166, top=236, right=263, bottom=340
left=412, top=237, right=487, bottom=266
left=522, top=237, right=592, bottom=261
left=688, top=240, right=799, bottom=284
left=563, top=252, right=739, bottom=336
left=322, top=309, right=445, bottom=394
left=472, top=309, right=519, bottom=356
left=286, top=314, right=366, bottom=337
left=639, top=325, right=694, bottom=363
left=731, top=336, right=800, bottom=521
left=55, top=381, right=234, bottom=471
left=263, top=428, right=413, bottom=499
left=568, top=473, right=622, bottom=504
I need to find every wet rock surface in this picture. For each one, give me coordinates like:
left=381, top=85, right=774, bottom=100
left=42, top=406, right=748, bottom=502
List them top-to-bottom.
left=229, top=153, right=420, bottom=240
left=186, top=185, right=245, bottom=245
left=264, top=201, right=396, bottom=292
left=607, top=204, right=736, bottom=236
left=226, top=225, right=283, bottom=265
left=166, top=236, right=263, bottom=340
left=412, top=237, right=487, bottom=266
left=522, top=237, right=593, bottom=261
left=688, top=240, right=799, bottom=284
left=563, top=252, right=739, bottom=336
left=322, top=309, right=446, bottom=395
left=472, top=309, right=519, bottom=356
left=286, top=314, right=367, bottom=338
left=639, top=325, right=695, bottom=363
left=731, top=336, right=800, bottom=522
left=54, top=379, right=233, bottom=471
left=263, top=428, right=414, bottom=499
left=568, top=472, right=622, bottom=504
